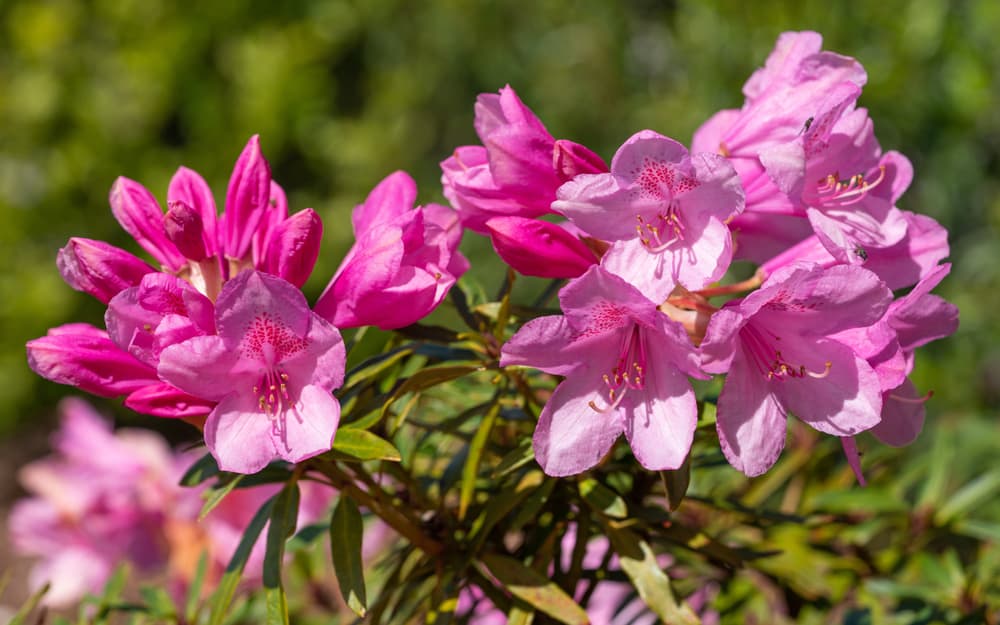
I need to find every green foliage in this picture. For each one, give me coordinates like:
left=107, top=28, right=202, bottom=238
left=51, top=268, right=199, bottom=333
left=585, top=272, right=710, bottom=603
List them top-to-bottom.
left=3, top=1, right=999, bottom=624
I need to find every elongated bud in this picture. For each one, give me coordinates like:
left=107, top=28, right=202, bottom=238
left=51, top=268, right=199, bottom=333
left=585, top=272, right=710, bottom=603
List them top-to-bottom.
left=222, top=135, right=271, bottom=261
left=553, top=139, right=609, bottom=182
left=168, top=166, right=219, bottom=257
left=110, top=177, right=186, bottom=270
left=252, top=180, right=290, bottom=264
left=164, top=200, right=208, bottom=261
left=262, top=209, right=323, bottom=288
left=485, top=216, right=597, bottom=279
left=56, top=238, right=155, bottom=304
left=26, top=324, right=158, bottom=397
left=125, top=382, right=214, bottom=419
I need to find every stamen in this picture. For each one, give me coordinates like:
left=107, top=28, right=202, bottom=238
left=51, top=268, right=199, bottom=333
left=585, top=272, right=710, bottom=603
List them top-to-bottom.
left=810, top=166, right=887, bottom=207
left=889, top=389, right=934, bottom=404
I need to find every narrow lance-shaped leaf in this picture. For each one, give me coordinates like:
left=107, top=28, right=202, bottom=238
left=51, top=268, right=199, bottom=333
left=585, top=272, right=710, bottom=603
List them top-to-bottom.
left=380, top=364, right=483, bottom=419
left=460, top=402, right=501, bottom=519
left=331, top=428, right=402, bottom=462
left=661, top=450, right=692, bottom=512
left=180, top=452, right=220, bottom=486
left=200, top=474, right=244, bottom=521
left=579, top=478, right=628, bottom=519
left=263, top=482, right=300, bottom=625
left=208, top=494, right=277, bottom=625
left=330, top=495, right=368, bottom=618
left=603, top=524, right=700, bottom=625
left=479, top=553, right=588, bottom=625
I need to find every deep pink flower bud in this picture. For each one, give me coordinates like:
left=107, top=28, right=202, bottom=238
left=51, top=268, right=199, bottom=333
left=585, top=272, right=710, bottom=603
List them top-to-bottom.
left=222, top=135, right=271, bottom=261
left=553, top=139, right=609, bottom=182
left=168, top=167, right=219, bottom=257
left=110, top=177, right=186, bottom=270
left=252, top=181, right=290, bottom=265
left=164, top=200, right=208, bottom=261
left=261, top=208, right=323, bottom=288
left=485, top=216, right=596, bottom=279
left=56, top=238, right=156, bottom=304
left=26, top=323, right=159, bottom=397
left=124, top=383, right=214, bottom=419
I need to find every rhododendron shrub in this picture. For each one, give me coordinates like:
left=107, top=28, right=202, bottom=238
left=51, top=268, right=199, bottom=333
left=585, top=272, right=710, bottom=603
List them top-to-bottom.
left=13, top=30, right=967, bottom=625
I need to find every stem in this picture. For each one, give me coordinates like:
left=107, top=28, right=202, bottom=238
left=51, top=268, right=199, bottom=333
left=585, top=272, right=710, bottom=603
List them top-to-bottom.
left=695, top=271, right=763, bottom=298
left=313, top=460, right=443, bottom=557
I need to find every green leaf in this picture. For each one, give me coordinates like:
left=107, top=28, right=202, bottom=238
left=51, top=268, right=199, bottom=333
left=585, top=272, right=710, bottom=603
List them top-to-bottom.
left=343, top=345, right=414, bottom=389
left=380, top=364, right=483, bottom=419
left=459, top=402, right=501, bottom=519
left=330, top=428, right=402, bottom=462
left=492, top=438, right=535, bottom=478
left=180, top=452, right=219, bottom=486
left=660, top=452, right=692, bottom=512
left=935, top=469, right=1000, bottom=525
left=199, top=474, right=244, bottom=521
left=579, top=478, right=628, bottom=519
left=263, top=483, right=299, bottom=625
left=208, top=494, right=277, bottom=625
left=330, top=496, right=368, bottom=617
left=604, top=524, right=700, bottom=625
left=185, top=550, right=209, bottom=624
left=479, top=553, right=588, bottom=625
left=8, top=582, right=49, bottom=625
left=139, top=587, right=176, bottom=618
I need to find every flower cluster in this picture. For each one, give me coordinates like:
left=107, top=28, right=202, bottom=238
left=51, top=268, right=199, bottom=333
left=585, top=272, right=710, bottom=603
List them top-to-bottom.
left=470, top=31, right=958, bottom=478
left=27, top=138, right=466, bottom=473
left=9, top=398, right=332, bottom=607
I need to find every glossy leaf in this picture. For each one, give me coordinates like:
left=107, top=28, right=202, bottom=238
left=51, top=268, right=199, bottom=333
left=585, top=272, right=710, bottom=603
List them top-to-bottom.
left=330, top=428, right=402, bottom=462
left=330, top=496, right=368, bottom=617
left=479, top=553, right=588, bottom=625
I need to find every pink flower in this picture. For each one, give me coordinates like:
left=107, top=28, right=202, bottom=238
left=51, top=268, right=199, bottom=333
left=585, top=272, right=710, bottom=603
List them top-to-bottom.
left=691, top=31, right=910, bottom=264
left=441, top=86, right=607, bottom=233
left=554, top=130, right=744, bottom=299
left=314, top=171, right=468, bottom=330
left=484, top=216, right=597, bottom=279
left=700, top=263, right=892, bottom=476
left=501, top=265, right=704, bottom=476
left=159, top=270, right=345, bottom=473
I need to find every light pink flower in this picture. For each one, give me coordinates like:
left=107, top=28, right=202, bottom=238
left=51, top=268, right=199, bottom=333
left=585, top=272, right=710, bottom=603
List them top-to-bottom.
left=554, top=130, right=744, bottom=300
left=314, top=171, right=468, bottom=330
left=700, top=263, right=892, bottom=476
left=501, top=265, right=704, bottom=476
left=159, top=270, right=345, bottom=473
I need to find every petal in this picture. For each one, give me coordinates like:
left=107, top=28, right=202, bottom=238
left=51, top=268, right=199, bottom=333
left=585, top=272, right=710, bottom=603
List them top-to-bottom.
left=691, top=108, right=741, bottom=155
left=222, top=135, right=272, bottom=260
left=552, top=139, right=608, bottom=182
left=683, top=151, right=745, bottom=223
left=169, top=166, right=219, bottom=256
left=352, top=171, right=417, bottom=235
left=552, top=173, right=638, bottom=241
left=109, top=177, right=186, bottom=270
left=262, top=208, right=323, bottom=288
left=863, top=211, right=950, bottom=290
left=671, top=215, right=734, bottom=291
left=485, top=216, right=596, bottom=279
left=57, top=238, right=155, bottom=304
left=600, top=239, right=677, bottom=303
left=559, top=265, right=661, bottom=332
left=215, top=270, right=311, bottom=344
left=699, top=307, right=748, bottom=374
left=281, top=313, right=345, bottom=392
left=500, top=315, right=592, bottom=376
left=158, top=335, right=240, bottom=402
left=773, top=338, right=882, bottom=437
left=622, top=346, right=697, bottom=471
left=716, top=349, right=787, bottom=477
left=532, top=374, right=624, bottom=476
left=871, top=378, right=926, bottom=447
left=124, top=383, right=215, bottom=418
left=275, top=384, right=340, bottom=463
left=204, top=392, right=278, bottom=474
left=840, top=437, right=867, bottom=486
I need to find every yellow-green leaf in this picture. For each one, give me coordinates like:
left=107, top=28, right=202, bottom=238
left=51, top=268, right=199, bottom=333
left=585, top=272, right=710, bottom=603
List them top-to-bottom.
left=330, top=496, right=367, bottom=617
left=479, top=553, right=588, bottom=625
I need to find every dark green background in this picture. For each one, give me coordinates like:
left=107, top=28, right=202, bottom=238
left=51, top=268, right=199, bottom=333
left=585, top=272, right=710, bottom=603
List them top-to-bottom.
left=1, top=2, right=995, bottom=468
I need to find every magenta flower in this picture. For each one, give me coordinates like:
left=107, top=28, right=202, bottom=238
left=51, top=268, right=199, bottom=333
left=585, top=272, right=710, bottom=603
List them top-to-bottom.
left=441, top=85, right=607, bottom=234
left=554, top=130, right=744, bottom=299
left=314, top=171, right=468, bottom=330
left=484, top=216, right=597, bottom=279
left=700, top=263, right=892, bottom=476
left=501, top=265, right=704, bottom=476
left=159, top=270, right=345, bottom=473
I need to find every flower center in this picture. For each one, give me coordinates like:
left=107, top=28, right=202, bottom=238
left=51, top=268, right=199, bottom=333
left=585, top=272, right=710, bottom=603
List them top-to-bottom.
left=807, top=166, right=886, bottom=207
left=635, top=205, right=685, bottom=253
left=741, top=324, right=831, bottom=381
left=589, top=325, right=646, bottom=413
left=253, top=367, right=291, bottom=416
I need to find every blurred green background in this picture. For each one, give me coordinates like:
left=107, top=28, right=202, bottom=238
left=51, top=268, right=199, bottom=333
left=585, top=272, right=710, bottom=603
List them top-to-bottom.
left=1, top=0, right=999, bottom=620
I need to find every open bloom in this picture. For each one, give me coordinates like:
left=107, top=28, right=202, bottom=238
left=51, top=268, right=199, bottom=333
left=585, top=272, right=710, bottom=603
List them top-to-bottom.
left=692, top=31, right=910, bottom=263
left=554, top=130, right=744, bottom=300
left=314, top=171, right=468, bottom=330
left=700, top=263, right=892, bottom=476
left=501, top=265, right=704, bottom=476
left=159, top=270, right=345, bottom=473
